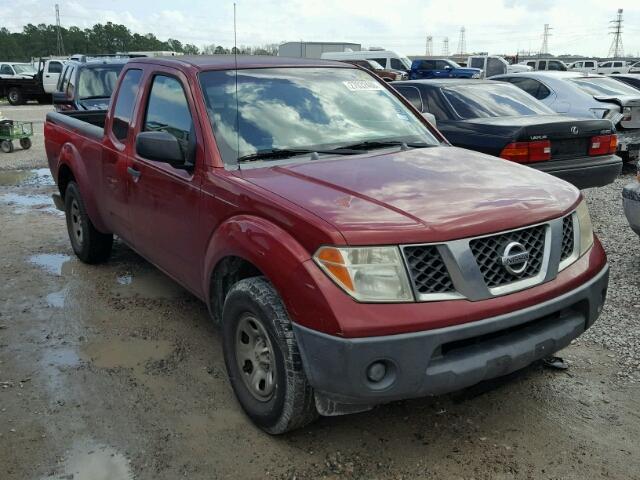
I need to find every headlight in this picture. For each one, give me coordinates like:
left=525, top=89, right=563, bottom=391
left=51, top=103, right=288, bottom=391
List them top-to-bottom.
left=471, top=73, right=481, bottom=79
left=576, top=200, right=594, bottom=256
left=314, top=246, right=413, bottom=302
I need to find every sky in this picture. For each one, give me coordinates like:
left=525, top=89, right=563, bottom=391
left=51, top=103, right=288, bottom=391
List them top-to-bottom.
left=2, top=0, right=640, bottom=57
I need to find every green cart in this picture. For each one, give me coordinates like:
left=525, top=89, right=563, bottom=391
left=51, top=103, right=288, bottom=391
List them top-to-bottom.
left=0, top=120, right=33, bottom=153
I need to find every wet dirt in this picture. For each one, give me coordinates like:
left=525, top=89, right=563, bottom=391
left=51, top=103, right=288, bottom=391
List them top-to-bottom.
left=1, top=166, right=640, bottom=480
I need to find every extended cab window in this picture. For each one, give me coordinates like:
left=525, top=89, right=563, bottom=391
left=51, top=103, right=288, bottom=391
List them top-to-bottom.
left=199, top=67, right=440, bottom=166
left=111, top=69, right=143, bottom=141
left=144, top=75, right=193, bottom=159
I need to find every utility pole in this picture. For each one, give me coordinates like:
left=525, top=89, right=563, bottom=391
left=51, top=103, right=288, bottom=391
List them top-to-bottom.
left=55, top=4, right=65, bottom=56
left=608, top=8, right=624, bottom=59
left=540, top=24, right=551, bottom=55
left=457, top=27, right=466, bottom=55
left=425, top=35, right=433, bottom=56
left=442, top=37, right=449, bottom=57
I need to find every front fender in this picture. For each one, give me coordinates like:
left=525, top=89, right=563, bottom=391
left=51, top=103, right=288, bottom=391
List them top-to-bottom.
left=203, top=215, right=343, bottom=335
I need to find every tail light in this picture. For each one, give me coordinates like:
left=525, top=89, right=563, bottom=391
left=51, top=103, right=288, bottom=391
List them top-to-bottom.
left=589, top=134, right=617, bottom=156
left=500, top=140, right=551, bottom=163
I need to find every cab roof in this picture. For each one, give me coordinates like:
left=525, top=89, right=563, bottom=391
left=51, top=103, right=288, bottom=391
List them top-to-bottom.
left=129, top=55, right=351, bottom=71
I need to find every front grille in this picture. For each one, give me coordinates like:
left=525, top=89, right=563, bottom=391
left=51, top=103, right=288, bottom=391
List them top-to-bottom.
left=551, top=138, right=589, bottom=160
left=561, top=215, right=575, bottom=261
left=469, top=225, right=546, bottom=288
left=403, top=245, right=455, bottom=295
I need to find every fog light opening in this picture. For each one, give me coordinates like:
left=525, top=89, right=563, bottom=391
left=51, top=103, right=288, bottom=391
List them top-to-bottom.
left=366, top=361, right=387, bottom=383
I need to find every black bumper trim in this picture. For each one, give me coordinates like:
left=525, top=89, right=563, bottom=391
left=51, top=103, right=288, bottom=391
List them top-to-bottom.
left=532, top=155, right=622, bottom=189
left=293, top=264, right=609, bottom=406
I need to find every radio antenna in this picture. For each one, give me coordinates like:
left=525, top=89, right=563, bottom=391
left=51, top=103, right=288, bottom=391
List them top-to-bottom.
left=234, top=3, right=240, bottom=166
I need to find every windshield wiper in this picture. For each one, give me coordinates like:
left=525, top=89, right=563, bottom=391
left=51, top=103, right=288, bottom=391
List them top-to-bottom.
left=332, top=140, right=432, bottom=151
left=237, top=147, right=360, bottom=163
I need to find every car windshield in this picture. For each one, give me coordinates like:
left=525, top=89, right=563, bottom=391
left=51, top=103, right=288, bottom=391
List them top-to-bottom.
left=400, top=57, right=412, bottom=70
left=446, top=60, right=462, bottom=68
left=13, top=64, right=36, bottom=74
left=78, top=65, right=124, bottom=99
left=199, top=67, right=440, bottom=165
left=569, top=77, right=640, bottom=97
left=441, top=83, right=555, bottom=119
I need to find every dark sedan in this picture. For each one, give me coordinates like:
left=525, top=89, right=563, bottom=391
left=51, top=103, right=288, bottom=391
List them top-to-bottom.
left=392, top=79, right=622, bottom=189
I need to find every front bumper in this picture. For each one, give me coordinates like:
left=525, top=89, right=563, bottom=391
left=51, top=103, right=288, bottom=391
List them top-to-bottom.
left=532, top=155, right=622, bottom=189
left=622, top=181, right=640, bottom=236
left=293, top=264, right=609, bottom=406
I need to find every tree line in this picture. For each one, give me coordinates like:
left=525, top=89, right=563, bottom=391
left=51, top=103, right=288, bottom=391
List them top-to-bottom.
left=0, top=22, right=278, bottom=61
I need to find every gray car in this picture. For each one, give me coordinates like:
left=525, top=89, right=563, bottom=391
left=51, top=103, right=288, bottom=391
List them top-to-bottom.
left=492, top=71, right=640, bottom=161
left=623, top=166, right=640, bottom=237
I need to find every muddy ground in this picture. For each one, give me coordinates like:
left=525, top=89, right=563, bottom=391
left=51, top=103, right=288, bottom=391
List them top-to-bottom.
left=1, top=105, right=640, bottom=479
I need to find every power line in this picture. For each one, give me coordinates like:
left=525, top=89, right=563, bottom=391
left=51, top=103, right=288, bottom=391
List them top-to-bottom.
left=55, top=3, right=65, bottom=56
left=608, top=8, right=624, bottom=58
left=540, top=24, right=551, bottom=55
left=457, top=26, right=466, bottom=55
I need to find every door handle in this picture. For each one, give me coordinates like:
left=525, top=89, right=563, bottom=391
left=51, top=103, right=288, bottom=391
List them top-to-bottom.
left=45, top=75, right=50, bottom=78
left=127, top=167, right=141, bottom=179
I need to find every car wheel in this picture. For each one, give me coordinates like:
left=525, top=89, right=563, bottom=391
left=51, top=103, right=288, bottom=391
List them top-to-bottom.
left=7, top=87, right=23, bottom=105
left=19, top=137, right=32, bottom=150
left=0, top=140, right=13, bottom=153
left=64, top=181, right=113, bottom=264
left=222, top=276, right=318, bottom=434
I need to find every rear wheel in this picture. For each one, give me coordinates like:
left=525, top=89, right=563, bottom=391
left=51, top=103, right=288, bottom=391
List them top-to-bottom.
left=7, top=87, right=23, bottom=105
left=19, top=137, right=31, bottom=150
left=0, top=140, right=13, bottom=153
left=64, top=181, right=113, bottom=264
left=222, top=277, right=318, bottom=434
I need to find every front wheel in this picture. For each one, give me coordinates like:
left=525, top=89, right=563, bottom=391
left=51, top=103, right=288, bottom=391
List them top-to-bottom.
left=7, top=87, right=23, bottom=105
left=0, top=140, right=13, bottom=153
left=64, top=181, right=113, bottom=264
left=222, top=277, right=318, bottom=434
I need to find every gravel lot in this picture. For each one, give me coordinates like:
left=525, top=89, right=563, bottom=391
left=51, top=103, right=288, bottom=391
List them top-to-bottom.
left=1, top=104, right=639, bottom=480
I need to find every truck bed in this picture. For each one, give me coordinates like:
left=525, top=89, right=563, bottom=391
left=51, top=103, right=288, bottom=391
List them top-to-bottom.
left=46, top=110, right=107, bottom=140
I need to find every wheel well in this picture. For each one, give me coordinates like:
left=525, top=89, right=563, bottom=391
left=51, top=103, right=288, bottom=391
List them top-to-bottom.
left=57, top=164, right=75, bottom=198
left=210, top=256, right=263, bottom=323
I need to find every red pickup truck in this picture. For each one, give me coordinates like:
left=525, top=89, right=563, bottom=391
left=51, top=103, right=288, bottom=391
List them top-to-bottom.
left=45, top=56, right=609, bottom=434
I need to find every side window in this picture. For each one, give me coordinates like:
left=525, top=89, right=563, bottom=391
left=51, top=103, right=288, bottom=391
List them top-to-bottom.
left=369, top=58, right=387, bottom=68
left=389, top=58, right=404, bottom=70
left=470, top=58, right=485, bottom=69
left=420, top=60, right=436, bottom=70
left=435, top=60, right=449, bottom=70
left=48, top=61, right=63, bottom=74
left=526, top=61, right=536, bottom=68
left=538, top=61, right=547, bottom=70
left=548, top=61, right=564, bottom=71
left=585, top=61, right=594, bottom=68
left=574, top=62, right=583, bottom=68
left=601, top=62, right=611, bottom=68
left=614, top=62, right=623, bottom=68
left=1, top=64, right=13, bottom=75
left=58, top=66, right=70, bottom=91
left=66, top=67, right=76, bottom=97
left=111, top=69, right=143, bottom=141
left=143, top=75, right=194, bottom=161
left=536, top=82, right=551, bottom=100
left=395, top=86, right=423, bottom=112
left=423, top=89, right=451, bottom=120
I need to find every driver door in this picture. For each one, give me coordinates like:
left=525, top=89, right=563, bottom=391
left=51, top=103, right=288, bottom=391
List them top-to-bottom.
left=127, top=70, right=204, bottom=293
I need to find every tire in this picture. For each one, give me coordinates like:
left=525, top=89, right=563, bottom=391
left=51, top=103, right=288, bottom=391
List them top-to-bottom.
left=7, top=87, right=23, bottom=106
left=19, top=137, right=31, bottom=150
left=0, top=140, right=13, bottom=153
left=64, top=181, right=113, bottom=264
left=222, top=277, right=318, bottom=434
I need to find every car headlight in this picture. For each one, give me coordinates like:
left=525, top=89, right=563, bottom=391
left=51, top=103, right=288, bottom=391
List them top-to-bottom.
left=471, top=73, right=481, bottom=79
left=576, top=200, right=594, bottom=256
left=314, top=246, right=413, bottom=302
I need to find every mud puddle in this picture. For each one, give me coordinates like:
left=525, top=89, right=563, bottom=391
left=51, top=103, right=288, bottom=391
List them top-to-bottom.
left=0, top=168, right=53, bottom=187
left=0, top=192, right=59, bottom=214
left=29, top=253, right=72, bottom=276
left=113, top=270, right=184, bottom=299
left=46, top=287, right=68, bottom=308
left=80, top=338, right=174, bottom=376
left=43, top=439, right=133, bottom=480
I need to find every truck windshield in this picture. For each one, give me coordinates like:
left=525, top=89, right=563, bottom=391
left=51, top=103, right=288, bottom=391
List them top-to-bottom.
left=13, top=64, right=36, bottom=74
left=78, top=65, right=124, bottom=100
left=199, top=67, right=440, bottom=165
left=569, top=77, right=640, bottom=97
left=441, top=83, right=554, bottom=119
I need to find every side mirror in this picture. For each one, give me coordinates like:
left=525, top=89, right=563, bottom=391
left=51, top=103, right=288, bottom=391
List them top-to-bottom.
left=444, top=65, right=452, bottom=70
left=52, top=92, right=71, bottom=105
left=422, top=112, right=437, bottom=128
left=136, top=131, right=186, bottom=168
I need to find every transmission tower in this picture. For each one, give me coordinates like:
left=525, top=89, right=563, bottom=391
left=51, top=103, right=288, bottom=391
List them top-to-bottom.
left=55, top=4, right=65, bottom=56
left=608, top=8, right=624, bottom=58
left=540, top=24, right=551, bottom=55
left=457, top=27, right=466, bottom=55
left=425, top=35, right=433, bottom=56
left=442, top=37, right=449, bottom=57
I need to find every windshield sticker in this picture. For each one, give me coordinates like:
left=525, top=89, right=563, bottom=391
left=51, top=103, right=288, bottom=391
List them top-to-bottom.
left=343, top=80, right=384, bottom=91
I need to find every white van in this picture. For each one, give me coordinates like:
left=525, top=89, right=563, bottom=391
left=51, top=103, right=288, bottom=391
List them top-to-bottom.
left=320, top=50, right=411, bottom=71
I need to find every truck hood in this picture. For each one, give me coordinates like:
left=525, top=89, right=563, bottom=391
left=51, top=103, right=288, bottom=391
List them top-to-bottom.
left=240, top=146, right=579, bottom=245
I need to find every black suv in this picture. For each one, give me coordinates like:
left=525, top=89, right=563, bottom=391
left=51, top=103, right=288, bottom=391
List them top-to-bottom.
left=53, top=57, right=127, bottom=111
